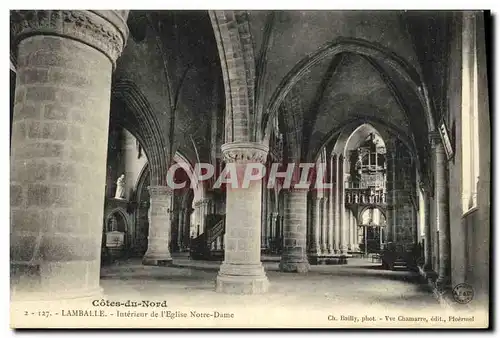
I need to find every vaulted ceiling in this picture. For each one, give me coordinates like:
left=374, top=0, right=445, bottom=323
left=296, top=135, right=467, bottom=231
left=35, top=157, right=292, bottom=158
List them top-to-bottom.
left=106, top=10, right=454, bottom=178
left=112, top=10, right=223, bottom=168
left=249, top=10, right=422, bottom=118
left=251, top=10, right=454, bottom=176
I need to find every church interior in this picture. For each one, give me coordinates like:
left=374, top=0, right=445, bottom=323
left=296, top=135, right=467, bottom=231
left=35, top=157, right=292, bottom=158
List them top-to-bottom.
left=9, top=10, right=491, bottom=321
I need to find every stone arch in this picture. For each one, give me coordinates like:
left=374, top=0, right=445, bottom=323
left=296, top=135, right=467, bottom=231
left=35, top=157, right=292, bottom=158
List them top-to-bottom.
left=209, top=10, right=257, bottom=143
left=262, top=37, right=436, bottom=145
left=112, top=79, right=168, bottom=186
left=311, top=117, right=419, bottom=177
left=337, top=123, right=386, bottom=156
left=133, top=151, right=203, bottom=209
left=173, top=151, right=204, bottom=204
left=132, top=161, right=151, bottom=256
left=135, top=161, right=150, bottom=196
left=358, top=205, right=387, bottom=224
left=104, top=207, right=130, bottom=233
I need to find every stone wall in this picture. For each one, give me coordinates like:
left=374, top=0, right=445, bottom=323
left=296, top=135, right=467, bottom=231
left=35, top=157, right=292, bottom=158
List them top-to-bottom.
left=446, top=12, right=490, bottom=305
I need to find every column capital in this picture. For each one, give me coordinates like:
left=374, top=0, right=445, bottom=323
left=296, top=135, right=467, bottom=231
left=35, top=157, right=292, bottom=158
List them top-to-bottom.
left=10, top=10, right=129, bottom=68
left=428, top=131, right=443, bottom=146
left=221, top=142, right=269, bottom=164
left=194, top=197, right=211, bottom=207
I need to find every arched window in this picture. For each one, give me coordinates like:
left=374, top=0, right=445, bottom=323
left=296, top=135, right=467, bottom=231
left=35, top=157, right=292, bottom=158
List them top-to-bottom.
left=461, top=12, right=480, bottom=213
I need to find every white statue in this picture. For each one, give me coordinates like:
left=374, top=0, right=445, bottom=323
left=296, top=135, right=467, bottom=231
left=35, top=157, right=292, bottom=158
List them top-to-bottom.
left=114, top=174, right=126, bottom=199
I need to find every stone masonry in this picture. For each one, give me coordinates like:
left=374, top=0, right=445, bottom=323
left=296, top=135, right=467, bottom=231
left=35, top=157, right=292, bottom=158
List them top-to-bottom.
left=10, top=10, right=129, bottom=301
left=432, top=133, right=451, bottom=289
left=216, top=142, right=270, bottom=294
left=142, top=185, right=173, bottom=265
left=280, top=189, right=310, bottom=273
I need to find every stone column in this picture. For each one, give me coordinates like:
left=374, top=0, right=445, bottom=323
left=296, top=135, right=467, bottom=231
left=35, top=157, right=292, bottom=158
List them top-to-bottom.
left=10, top=10, right=128, bottom=302
left=432, top=134, right=451, bottom=288
left=216, top=142, right=269, bottom=294
left=385, top=152, right=396, bottom=244
left=333, top=154, right=341, bottom=253
left=392, top=154, right=399, bottom=245
left=339, top=155, right=348, bottom=255
left=326, top=156, right=335, bottom=255
left=261, top=184, right=269, bottom=251
left=142, top=186, right=173, bottom=265
left=280, top=189, right=310, bottom=273
left=308, top=196, right=321, bottom=257
left=193, top=197, right=211, bottom=235
left=323, top=197, right=333, bottom=254
left=320, top=198, right=328, bottom=254
left=199, top=199, right=207, bottom=233
left=193, top=200, right=201, bottom=236
left=411, top=203, right=418, bottom=248
left=183, top=207, right=191, bottom=250
left=177, top=208, right=185, bottom=252
left=268, top=212, right=277, bottom=252
left=347, top=212, right=353, bottom=251
left=266, top=213, right=273, bottom=250
left=350, top=213, right=359, bottom=252
left=379, top=226, right=383, bottom=250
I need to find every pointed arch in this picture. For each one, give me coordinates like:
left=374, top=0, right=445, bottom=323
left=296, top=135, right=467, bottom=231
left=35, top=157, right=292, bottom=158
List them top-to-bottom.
left=209, top=10, right=257, bottom=143
left=262, top=37, right=436, bottom=148
left=112, top=79, right=168, bottom=186
left=311, top=117, right=417, bottom=168
left=173, top=151, right=204, bottom=203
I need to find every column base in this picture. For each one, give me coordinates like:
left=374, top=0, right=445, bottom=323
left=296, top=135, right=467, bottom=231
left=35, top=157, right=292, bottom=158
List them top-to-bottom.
left=350, top=245, right=360, bottom=252
left=307, top=251, right=322, bottom=265
left=142, top=252, right=173, bottom=266
left=279, top=258, right=310, bottom=273
left=215, top=263, right=269, bottom=294
left=423, top=263, right=434, bottom=275
left=424, top=270, right=438, bottom=283
left=436, top=276, right=451, bottom=291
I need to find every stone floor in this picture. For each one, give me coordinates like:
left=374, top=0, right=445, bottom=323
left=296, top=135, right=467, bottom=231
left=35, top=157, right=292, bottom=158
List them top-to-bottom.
left=96, top=254, right=487, bottom=328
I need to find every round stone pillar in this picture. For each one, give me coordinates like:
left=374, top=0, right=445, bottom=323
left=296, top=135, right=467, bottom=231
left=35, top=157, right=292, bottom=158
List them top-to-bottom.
left=10, top=10, right=128, bottom=302
left=432, top=134, right=451, bottom=288
left=216, top=142, right=270, bottom=294
left=385, top=152, right=397, bottom=244
left=333, top=154, right=341, bottom=253
left=338, top=155, right=349, bottom=255
left=421, top=183, right=433, bottom=273
left=260, top=184, right=270, bottom=251
left=143, top=186, right=174, bottom=266
left=280, top=189, right=310, bottom=273
left=308, top=196, right=321, bottom=257
left=194, top=197, right=213, bottom=235
left=319, top=198, right=328, bottom=254
left=177, top=208, right=185, bottom=251
left=270, top=212, right=279, bottom=251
